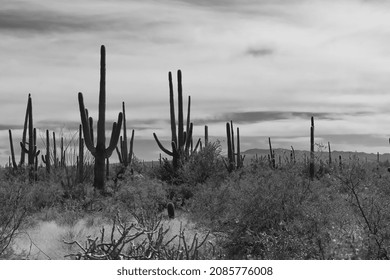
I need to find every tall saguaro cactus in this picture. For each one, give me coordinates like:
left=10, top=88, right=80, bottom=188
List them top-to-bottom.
left=78, top=45, right=123, bottom=191
left=153, top=70, right=193, bottom=169
left=20, top=94, right=40, bottom=181
left=116, top=102, right=135, bottom=167
left=310, top=116, right=315, bottom=179
left=224, top=121, right=244, bottom=172
left=42, top=129, right=51, bottom=173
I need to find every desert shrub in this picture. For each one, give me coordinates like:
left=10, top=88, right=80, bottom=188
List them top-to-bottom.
left=179, top=141, right=227, bottom=186
left=335, top=160, right=390, bottom=259
left=189, top=166, right=362, bottom=259
left=114, top=175, right=167, bottom=218
left=0, top=180, right=27, bottom=258
left=24, top=181, right=64, bottom=211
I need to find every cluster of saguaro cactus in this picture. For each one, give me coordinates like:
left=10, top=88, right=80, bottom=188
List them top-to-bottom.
left=78, top=45, right=123, bottom=191
left=153, top=70, right=193, bottom=169
left=17, top=94, right=40, bottom=181
left=116, top=102, right=135, bottom=167
left=310, top=116, right=315, bottom=179
left=224, top=121, right=244, bottom=172
left=41, top=130, right=62, bottom=173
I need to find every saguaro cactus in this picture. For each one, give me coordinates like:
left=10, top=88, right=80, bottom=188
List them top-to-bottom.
left=78, top=45, right=123, bottom=191
left=153, top=70, right=193, bottom=169
left=20, top=94, right=40, bottom=181
left=116, top=102, right=135, bottom=167
left=310, top=116, right=315, bottom=179
left=224, top=121, right=243, bottom=172
left=41, top=129, right=51, bottom=173
left=8, top=130, right=17, bottom=170
left=268, top=137, right=276, bottom=169
left=167, top=202, right=175, bottom=219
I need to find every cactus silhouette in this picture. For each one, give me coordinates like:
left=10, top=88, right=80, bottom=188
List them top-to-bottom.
left=78, top=45, right=123, bottom=192
left=153, top=70, right=193, bottom=169
left=19, top=94, right=40, bottom=181
left=116, top=102, right=134, bottom=167
left=310, top=116, right=315, bottom=179
left=224, top=121, right=244, bottom=172
left=8, top=129, right=17, bottom=170
left=41, top=129, right=51, bottom=173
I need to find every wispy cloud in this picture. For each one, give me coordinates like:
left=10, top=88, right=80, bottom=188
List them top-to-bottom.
left=245, top=47, right=275, bottom=57
left=193, top=110, right=374, bottom=125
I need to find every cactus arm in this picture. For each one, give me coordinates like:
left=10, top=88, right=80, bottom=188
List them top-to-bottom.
left=168, top=72, right=178, bottom=147
left=78, top=92, right=96, bottom=156
left=185, top=96, right=191, bottom=147
left=122, top=102, right=128, bottom=166
left=105, top=112, right=123, bottom=158
left=88, top=116, right=94, bottom=146
left=185, top=122, right=193, bottom=155
left=128, top=129, right=134, bottom=165
left=153, top=133, right=174, bottom=157
left=193, top=137, right=201, bottom=152
left=20, top=142, right=29, bottom=154
left=115, top=146, right=123, bottom=163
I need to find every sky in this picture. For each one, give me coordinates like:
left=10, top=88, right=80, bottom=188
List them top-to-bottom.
left=2, top=0, right=390, bottom=165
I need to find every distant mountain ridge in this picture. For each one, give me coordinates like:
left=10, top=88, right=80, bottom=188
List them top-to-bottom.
left=242, top=148, right=390, bottom=163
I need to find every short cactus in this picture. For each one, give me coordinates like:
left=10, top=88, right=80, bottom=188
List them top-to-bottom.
left=167, top=202, right=175, bottom=219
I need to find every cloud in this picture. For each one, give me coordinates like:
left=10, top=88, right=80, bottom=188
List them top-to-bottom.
left=0, top=1, right=174, bottom=39
left=245, top=47, right=274, bottom=57
left=192, top=110, right=373, bottom=125
left=0, top=124, right=25, bottom=131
